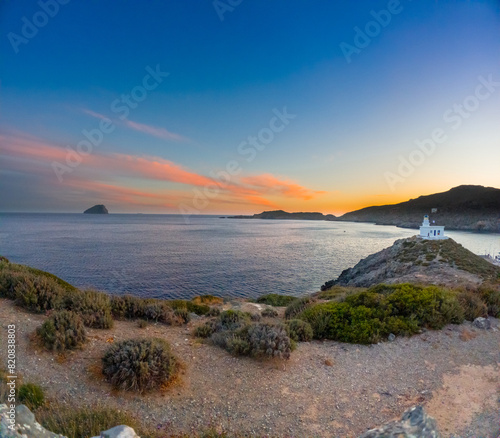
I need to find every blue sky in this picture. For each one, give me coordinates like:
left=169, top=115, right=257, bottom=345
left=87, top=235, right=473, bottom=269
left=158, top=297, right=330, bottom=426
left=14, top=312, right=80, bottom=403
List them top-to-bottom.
left=1, top=0, right=499, bottom=214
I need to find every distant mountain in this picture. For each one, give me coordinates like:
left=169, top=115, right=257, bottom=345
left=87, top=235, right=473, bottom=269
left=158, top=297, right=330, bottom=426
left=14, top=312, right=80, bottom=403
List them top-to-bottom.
left=337, top=185, right=500, bottom=232
left=83, top=204, right=109, bottom=214
left=227, top=210, right=336, bottom=221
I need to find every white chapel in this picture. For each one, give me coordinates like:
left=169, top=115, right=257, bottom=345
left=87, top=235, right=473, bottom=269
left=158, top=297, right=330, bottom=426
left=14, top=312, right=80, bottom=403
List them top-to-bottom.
left=419, top=215, right=447, bottom=240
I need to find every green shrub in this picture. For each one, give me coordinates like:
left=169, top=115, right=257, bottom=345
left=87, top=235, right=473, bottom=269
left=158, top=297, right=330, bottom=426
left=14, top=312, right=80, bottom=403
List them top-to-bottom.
left=0, top=270, right=31, bottom=299
left=15, top=276, right=66, bottom=313
left=299, top=283, right=464, bottom=344
left=479, top=285, right=500, bottom=317
left=316, top=286, right=363, bottom=300
left=457, top=289, right=488, bottom=320
left=67, top=290, right=113, bottom=329
left=255, top=294, right=297, bottom=307
left=285, top=296, right=317, bottom=319
left=207, top=307, right=221, bottom=317
left=261, top=307, right=278, bottom=318
left=174, top=308, right=190, bottom=323
left=38, top=310, right=86, bottom=351
left=218, top=310, right=251, bottom=329
left=137, top=319, right=148, bottom=328
left=284, top=319, right=313, bottom=342
left=194, top=320, right=218, bottom=338
left=247, top=323, right=292, bottom=359
left=102, top=338, right=177, bottom=392
left=18, top=383, right=45, bottom=410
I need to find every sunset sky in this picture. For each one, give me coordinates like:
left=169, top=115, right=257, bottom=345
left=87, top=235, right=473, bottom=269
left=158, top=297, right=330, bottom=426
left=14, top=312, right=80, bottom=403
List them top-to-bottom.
left=1, top=0, right=499, bottom=215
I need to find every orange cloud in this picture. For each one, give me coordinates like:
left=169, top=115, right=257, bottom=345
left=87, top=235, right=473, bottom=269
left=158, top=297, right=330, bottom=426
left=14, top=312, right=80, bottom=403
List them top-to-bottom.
left=240, top=174, right=326, bottom=200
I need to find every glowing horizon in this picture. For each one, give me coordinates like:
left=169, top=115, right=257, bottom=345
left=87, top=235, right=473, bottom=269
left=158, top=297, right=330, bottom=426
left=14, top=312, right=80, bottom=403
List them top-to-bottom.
left=1, top=1, right=499, bottom=215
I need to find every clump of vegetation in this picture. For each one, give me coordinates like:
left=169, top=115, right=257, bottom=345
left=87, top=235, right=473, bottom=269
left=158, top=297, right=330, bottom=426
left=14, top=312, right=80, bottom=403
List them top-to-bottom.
left=15, top=276, right=66, bottom=313
left=299, top=283, right=464, bottom=344
left=478, top=283, right=500, bottom=317
left=315, top=286, right=363, bottom=301
left=67, top=289, right=114, bottom=329
left=457, top=289, right=488, bottom=320
left=255, top=293, right=297, bottom=307
left=191, top=295, right=224, bottom=305
left=285, top=296, right=317, bottom=319
left=261, top=307, right=278, bottom=318
left=38, top=310, right=87, bottom=351
left=194, top=310, right=293, bottom=360
left=137, top=319, right=148, bottom=328
left=284, top=319, right=313, bottom=342
left=247, top=323, right=292, bottom=359
left=102, top=338, right=178, bottom=392
left=18, top=383, right=45, bottom=410
left=37, top=404, right=143, bottom=438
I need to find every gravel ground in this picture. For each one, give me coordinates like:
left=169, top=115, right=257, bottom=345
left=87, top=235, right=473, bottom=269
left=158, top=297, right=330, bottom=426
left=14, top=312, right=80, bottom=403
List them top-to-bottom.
left=0, top=298, right=499, bottom=437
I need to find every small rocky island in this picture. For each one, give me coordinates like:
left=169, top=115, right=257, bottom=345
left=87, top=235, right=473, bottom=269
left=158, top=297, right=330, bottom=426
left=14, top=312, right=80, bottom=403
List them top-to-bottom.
left=83, top=204, right=109, bottom=214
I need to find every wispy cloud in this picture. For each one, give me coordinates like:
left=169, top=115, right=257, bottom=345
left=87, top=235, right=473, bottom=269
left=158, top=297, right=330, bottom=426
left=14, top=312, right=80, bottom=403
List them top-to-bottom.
left=82, top=108, right=188, bottom=142
left=125, top=120, right=187, bottom=142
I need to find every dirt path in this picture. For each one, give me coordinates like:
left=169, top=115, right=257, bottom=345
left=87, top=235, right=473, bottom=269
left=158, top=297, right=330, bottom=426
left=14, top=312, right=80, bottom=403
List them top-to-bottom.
left=0, top=298, right=498, bottom=437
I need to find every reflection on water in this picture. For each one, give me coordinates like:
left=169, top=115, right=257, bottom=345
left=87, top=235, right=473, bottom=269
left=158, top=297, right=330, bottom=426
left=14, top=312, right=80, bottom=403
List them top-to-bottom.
left=1, top=213, right=498, bottom=299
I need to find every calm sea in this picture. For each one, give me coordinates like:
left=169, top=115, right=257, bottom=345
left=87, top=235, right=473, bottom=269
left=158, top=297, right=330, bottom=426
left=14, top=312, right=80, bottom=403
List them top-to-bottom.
left=1, top=213, right=499, bottom=300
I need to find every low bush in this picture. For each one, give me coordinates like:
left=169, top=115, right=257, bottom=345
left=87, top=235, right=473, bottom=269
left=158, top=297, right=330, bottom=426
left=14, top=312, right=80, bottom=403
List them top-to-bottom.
left=15, top=276, right=66, bottom=313
left=299, top=283, right=464, bottom=344
left=479, top=284, right=500, bottom=317
left=315, top=286, right=363, bottom=301
left=67, top=289, right=114, bottom=329
left=457, top=289, right=488, bottom=320
left=255, top=294, right=297, bottom=307
left=285, top=296, right=317, bottom=319
left=261, top=307, right=278, bottom=318
left=38, top=310, right=87, bottom=351
left=137, top=319, right=148, bottom=328
left=284, top=319, right=313, bottom=342
left=194, top=320, right=218, bottom=338
left=247, top=323, right=292, bottom=359
left=102, top=338, right=177, bottom=392
left=18, top=383, right=45, bottom=410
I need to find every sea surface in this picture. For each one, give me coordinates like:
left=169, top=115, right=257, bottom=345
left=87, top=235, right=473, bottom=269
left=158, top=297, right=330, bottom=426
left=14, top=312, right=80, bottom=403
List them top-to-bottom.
left=1, top=213, right=499, bottom=300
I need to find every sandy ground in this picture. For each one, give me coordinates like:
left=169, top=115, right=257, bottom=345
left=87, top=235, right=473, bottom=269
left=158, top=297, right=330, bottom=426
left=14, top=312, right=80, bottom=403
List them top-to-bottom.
left=0, top=298, right=499, bottom=437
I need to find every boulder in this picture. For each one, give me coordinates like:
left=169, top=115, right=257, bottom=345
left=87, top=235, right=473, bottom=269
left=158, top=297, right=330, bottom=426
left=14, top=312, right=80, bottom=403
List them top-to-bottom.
left=473, top=317, right=491, bottom=330
left=359, top=405, right=440, bottom=438
left=93, top=425, right=140, bottom=438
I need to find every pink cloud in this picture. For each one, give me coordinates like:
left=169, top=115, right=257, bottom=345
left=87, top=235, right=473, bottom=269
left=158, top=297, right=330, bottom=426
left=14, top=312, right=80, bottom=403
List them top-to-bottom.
left=240, top=174, right=325, bottom=200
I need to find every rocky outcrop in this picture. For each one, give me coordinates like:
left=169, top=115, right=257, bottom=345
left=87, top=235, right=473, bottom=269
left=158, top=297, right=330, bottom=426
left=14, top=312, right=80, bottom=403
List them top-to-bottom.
left=83, top=204, right=109, bottom=214
left=322, top=236, right=500, bottom=290
left=0, top=404, right=65, bottom=438
left=0, top=405, right=140, bottom=438
left=359, top=406, right=440, bottom=438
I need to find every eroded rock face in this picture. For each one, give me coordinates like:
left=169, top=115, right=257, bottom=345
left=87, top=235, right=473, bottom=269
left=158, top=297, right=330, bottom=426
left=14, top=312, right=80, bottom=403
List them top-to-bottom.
left=359, top=406, right=440, bottom=438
